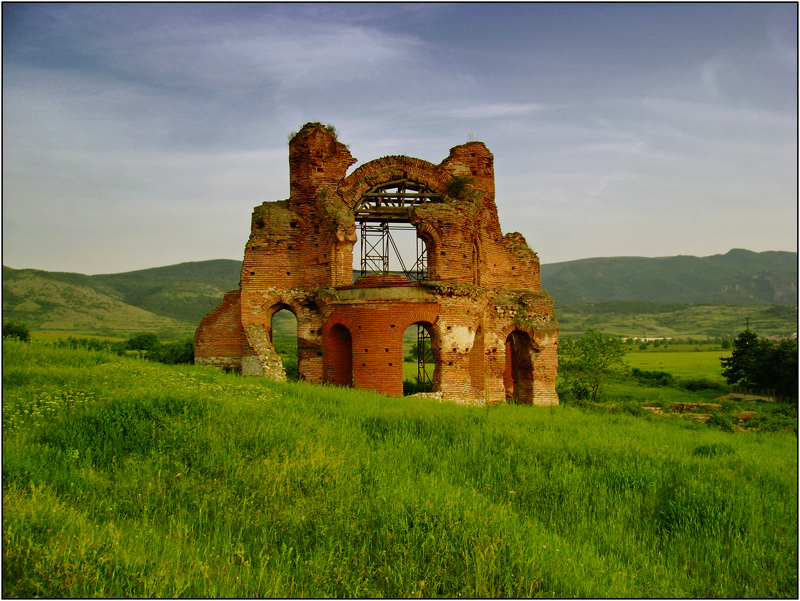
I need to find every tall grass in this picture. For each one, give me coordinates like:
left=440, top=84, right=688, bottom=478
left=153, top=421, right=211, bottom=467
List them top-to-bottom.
left=3, top=340, right=797, bottom=597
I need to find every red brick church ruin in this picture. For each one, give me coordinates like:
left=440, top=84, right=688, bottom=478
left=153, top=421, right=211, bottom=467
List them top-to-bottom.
left=195, top=122, right=559, bottom=404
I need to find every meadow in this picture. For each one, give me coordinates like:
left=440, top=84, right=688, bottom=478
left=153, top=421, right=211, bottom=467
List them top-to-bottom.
left=3, top=339, right=797, bottom=598
left=625, top=348, right=730, bottom=382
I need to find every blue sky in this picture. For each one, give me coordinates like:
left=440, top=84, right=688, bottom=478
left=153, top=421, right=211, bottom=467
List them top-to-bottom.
left=3, top=2, right=797, bottom=274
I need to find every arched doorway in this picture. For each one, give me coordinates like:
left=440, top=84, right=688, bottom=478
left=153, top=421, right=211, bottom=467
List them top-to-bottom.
left=271, top=307, right=298, bottom=380
left=402, top=322, right=438, bottom=395
left=325, top=323, right=353, bottom=387
left=504, top=330, right=535, bottom=404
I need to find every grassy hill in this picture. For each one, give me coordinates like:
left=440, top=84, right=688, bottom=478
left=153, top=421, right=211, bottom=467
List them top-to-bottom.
left=541, top=249, right=797, bottom=305
left=3, top=250, right=796, bottom=339
left=2, top=260, right=242, bottom=338
left=2, top=266, right=195, bottom=338
left=555, top=300, right=797, bottom=339
left=3, top=341, right=796, bottom=597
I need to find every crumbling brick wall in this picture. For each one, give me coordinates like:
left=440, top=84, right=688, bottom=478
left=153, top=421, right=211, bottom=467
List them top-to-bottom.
left=195, top=122, right=559, bottom=405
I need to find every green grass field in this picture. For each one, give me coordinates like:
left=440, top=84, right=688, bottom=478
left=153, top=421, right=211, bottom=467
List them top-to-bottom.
left=556, top=303, right=796, bottom=339
left=3, top=340, right=797, bottom=598
left=625, top=349, right=731, bottom=382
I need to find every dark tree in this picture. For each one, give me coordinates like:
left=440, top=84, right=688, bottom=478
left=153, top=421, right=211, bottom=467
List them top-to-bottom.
left=3, top=320, right=30, bottom=342
left=721, top=330, right=798, bottom=399
left=126, top=333, right=161, bottom=352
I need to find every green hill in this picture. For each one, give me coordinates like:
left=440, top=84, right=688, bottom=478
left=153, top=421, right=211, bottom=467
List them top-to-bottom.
left=541, top=249, right=797, bottom=305
left=3, top=250, right=796, bottom=339
left=2, top=266, right=195, bottom=338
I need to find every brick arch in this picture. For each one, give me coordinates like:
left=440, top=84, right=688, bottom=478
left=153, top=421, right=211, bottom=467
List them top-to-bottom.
left=337, top=156, right=451, bottom=211
left=414, top=222, right=443, bottom=248
left=394, top=308, right=440, bottom=334
left=322, top=313, right=358, bottom=338
left=322, top=316, right=354, bottom=387
left=498, top=321, right=542, bottom=352
left=501, top=326, right=539, bottom=405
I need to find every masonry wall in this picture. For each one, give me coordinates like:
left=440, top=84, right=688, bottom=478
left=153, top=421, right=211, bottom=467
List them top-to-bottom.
left=196, top=122, right=559, bottom=405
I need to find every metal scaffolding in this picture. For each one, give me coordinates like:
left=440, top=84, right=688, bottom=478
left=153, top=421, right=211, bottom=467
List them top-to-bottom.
left=358, top=221, right=427, bottom=281
left=417, top=325, right=433, bottom=392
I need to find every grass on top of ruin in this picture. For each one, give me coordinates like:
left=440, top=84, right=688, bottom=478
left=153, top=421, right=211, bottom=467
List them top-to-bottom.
left=3, top=339, right=797, bottom=598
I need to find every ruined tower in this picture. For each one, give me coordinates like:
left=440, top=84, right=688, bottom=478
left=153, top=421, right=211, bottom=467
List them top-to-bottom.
left=195, top=122, right=559, bottom=405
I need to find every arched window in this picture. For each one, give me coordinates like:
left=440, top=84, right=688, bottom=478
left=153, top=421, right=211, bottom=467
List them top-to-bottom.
left=352, top=180, right=440, bottom=282
left=271, top=307, right=298, bottom=380
left=402, top=322, right=438, bottom=394
left=504, top=330, right=535, bottom=404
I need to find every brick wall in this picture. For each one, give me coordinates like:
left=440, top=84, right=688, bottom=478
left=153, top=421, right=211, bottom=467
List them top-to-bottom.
left=196, top=122, right=559, bottom=405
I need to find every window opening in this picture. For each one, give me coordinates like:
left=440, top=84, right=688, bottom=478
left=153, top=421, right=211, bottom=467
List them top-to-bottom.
left=354, top=179, right=438, bottom=282
left=358, top=222, right=427, bottom=281
left=272, top=309, right=298, bottom=381
left=402, top=324, right=434, bottom=394
left=416, top=324, right=433, bottom=392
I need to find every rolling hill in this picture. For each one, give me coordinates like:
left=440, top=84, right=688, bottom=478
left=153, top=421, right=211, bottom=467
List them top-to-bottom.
left=2, top=249, right=796, bottom=338
left=541, top=249, right=797, bottom=305
left=2, top=260, right=241, bottom=338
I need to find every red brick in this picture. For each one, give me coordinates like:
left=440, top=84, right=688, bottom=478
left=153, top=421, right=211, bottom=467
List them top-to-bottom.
left=196, top=122, right=559, bottom=405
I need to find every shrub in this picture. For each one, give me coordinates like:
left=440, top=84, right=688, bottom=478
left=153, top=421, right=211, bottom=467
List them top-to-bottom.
left=2, top=320, right=30, bottom=342
left=126, top=333, right=161, bottom=352
left=150, top=339, right=194, bottom=365
left=631, top=368, right=676, bottom=388
left=679, top=377, right=727, bottom=393
left=706, top=411, right=735, bottom=432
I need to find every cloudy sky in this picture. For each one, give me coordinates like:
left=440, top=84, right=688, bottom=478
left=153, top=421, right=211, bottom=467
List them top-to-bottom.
left=3, top=2, right=797, bottom=275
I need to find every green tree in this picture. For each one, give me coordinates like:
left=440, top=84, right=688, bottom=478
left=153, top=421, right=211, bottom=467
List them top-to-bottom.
left=2, top=320, right=30, bottom=342
left=558, top=329, right=627, bottom=402
left=721, top=329, right=772, bottom=389
left=721, top=330, right=798, bottom=399
left=126, top=333, right=161, bottom=352
left=769, top=338, right=798, bottom=398
left=405, top=339, right=432, bottom=363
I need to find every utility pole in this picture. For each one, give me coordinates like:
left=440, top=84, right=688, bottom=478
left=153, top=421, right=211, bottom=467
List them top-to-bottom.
left=745, top=316, right=750, bottom=331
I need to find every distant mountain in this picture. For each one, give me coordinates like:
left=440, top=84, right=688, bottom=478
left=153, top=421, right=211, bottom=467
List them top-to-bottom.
left=541, top=249, right=797, bottom=306
left=3, top=250, right=796, bottom=337
left=2, top=260, right=242, bottom=338
left=2, top=266, right=195, bottom=338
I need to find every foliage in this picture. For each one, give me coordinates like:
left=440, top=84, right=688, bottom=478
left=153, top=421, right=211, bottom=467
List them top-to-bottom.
left=445, top=175, right=474, bottom=200
left=3, top=320, right=30, bottom=342
left=559, top=329, right=627, bottom=402
left=721, top=330, right=798, bottom=398
left=125, top=333, right=161, bottom=352
left=149, top=339, right=195, bottom=365
left=404, top=339, right=432, bottom=363
left=2, top=340, right=797, bottom=598
left=630, top=368, right=676, bottom=388
left=706, top=411, right=735, bottom=432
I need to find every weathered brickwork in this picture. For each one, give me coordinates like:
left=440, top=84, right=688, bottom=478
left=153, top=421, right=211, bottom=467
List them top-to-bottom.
left=195, top=122, right=559, bottom=405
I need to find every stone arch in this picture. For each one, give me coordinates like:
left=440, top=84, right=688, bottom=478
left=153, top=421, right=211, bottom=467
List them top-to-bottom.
left=413, top=222, right=443, bottom=280
left=265, top=302, right=297, bottom=344
left=404, top=319, right=442, bottom=394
